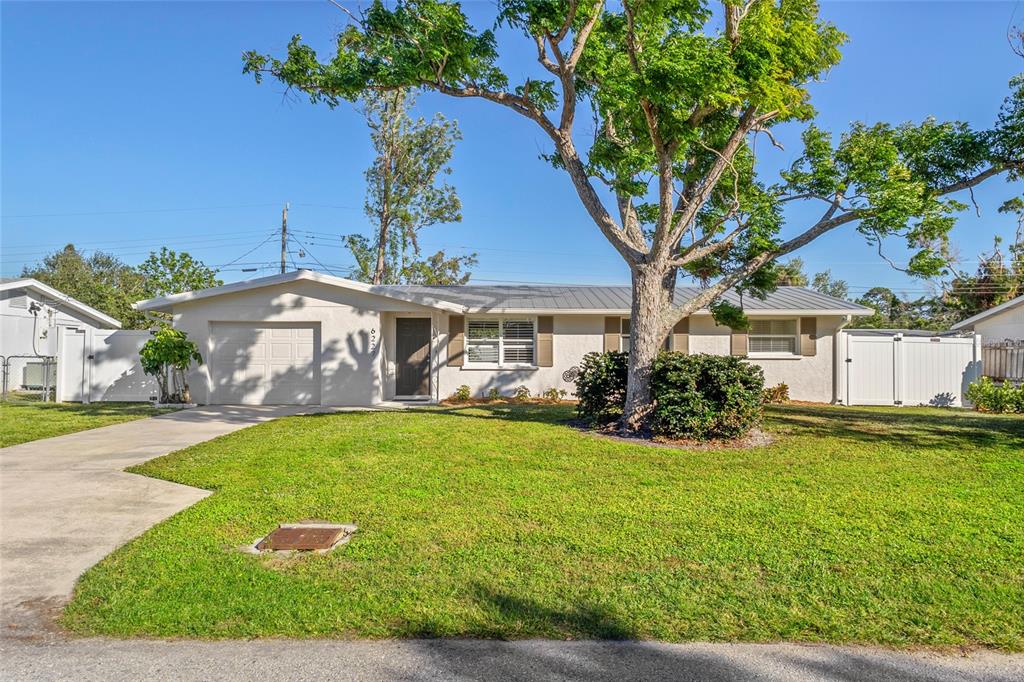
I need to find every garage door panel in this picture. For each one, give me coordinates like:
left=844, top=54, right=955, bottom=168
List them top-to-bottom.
left=209, top=323, right=320, bottom=405
left=270, top=342, right=294, bottom=360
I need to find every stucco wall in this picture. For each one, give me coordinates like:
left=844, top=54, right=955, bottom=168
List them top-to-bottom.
left=172, top=279, right=432, bottom=406
left=168, top=280, right=844, bottom=405
left=0, top=288, right=106, bottom=358
left=974, top=304, right=1024, bottom=342
left=435, top=313, right=843, bottom=403
left=435, top=314, right=605, bottom=400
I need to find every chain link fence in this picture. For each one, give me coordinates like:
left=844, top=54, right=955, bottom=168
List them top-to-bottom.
left=1, top=355, right=57, bottom=402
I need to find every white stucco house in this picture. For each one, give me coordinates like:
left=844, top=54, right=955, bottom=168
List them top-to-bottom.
left=134, top=269, right=872, bottom=406
left=0, top=277, right=122, bottom=357
left=0, top=278, right=164, bottom=402
left=951, top=293, right=1024, bottom=341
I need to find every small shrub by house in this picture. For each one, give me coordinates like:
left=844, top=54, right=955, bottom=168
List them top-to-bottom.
left=574, top=351, right=630, bottom=424
left=575, top=351, right=765, bottom=440
left=967, top=377, right=1024, bottom=413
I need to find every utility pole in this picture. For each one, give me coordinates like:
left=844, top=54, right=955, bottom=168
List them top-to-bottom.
left=280, top=202, right=289, bottom=274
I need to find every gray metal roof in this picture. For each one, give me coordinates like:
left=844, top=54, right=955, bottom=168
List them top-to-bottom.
left=134, top=270, right=871, bottom=316
left=381, top=284, right=872, bottom=315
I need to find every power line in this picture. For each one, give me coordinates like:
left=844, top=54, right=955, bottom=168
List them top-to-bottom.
left=1, top=203, right=281, bottom=219
left=1, top=231, right=275, bottom=258
left=218, top=233, right=280, bottom=268
left=288, top=233, right=341, bottom=276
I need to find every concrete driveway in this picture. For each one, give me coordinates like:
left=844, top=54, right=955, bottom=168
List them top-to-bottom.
left=0, top=405, right=310, bottom=635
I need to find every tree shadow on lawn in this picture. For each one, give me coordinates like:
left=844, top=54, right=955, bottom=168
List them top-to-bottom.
left=303, top=402, right=1024, bottom=452
left=767, top=404, right=1024, bottom=451
left=395, top=585, right=993, bottom=682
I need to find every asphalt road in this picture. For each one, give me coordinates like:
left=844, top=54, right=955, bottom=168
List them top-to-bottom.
left=2, top=638, right=1022, bottom=682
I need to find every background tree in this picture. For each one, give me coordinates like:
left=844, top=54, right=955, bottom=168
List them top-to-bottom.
left=246, top=0, right=1023, bottom=430
left=345, top=88, right=473, bottom=285
left=944, top=198, right=1024, bottom=318
left=23, top=244, right=222, bottom=329
left=22, top=245, right=148, bottom=328
left=138, top=247, right=222, bottom=299
left=774, top=258, right=808, bottom=286
left=811, top=270, right=848, bottom=299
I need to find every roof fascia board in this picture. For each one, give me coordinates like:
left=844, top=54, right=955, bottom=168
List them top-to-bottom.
left=134, top=270, right=464, bottom=313
left=1, top=278, right=122, bottom=328
left=951, top=294, right=1024, bottom=329
left=463, top=308, right=872, bottom=316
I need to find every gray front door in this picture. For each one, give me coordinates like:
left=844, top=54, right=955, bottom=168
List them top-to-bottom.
left=396, top=318, right=431, bottom=397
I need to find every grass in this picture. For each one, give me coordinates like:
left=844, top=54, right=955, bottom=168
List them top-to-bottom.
left=0, top=398, right=173, bottom=447
left=62, top=404, right=1024, bottom=649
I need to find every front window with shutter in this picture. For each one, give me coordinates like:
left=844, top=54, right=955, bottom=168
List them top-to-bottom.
left=466, top=318, right=536, bottom=366
left=748, top=319, right=798, bottom=355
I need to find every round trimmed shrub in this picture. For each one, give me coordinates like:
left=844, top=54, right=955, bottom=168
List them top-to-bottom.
left=574, top=351, right=629, bottom=424
left=651, top=353, right=765, bottom=440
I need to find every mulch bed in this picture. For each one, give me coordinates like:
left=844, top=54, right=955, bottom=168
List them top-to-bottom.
left=571, top=420, right=775, bottom=451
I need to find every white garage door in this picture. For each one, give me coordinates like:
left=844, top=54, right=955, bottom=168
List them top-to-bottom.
left=209, top=323, right=320, bottom=405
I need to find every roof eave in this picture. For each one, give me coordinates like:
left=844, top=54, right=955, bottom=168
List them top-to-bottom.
left=133, top=270, right=465, bottom=314
left=1, top=278, right=122, bottom=328
left=951, top=295, right=1024, bottom=330
left=463, top=307, right=873, bottom=316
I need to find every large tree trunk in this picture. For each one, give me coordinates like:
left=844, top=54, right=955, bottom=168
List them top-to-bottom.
left=621, top=263, right=676, bottom=431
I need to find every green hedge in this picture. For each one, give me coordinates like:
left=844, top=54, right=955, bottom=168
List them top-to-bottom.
left=575, top=351, right=765, bottom=440
left=966, top=377, right=1024, bottom=413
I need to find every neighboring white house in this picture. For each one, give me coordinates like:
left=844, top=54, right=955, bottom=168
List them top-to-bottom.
left=135, top=269, right=874, bottom=406
left=0, top=277, right=160, bottom=402
left=0, top=277, right=121, bottom=357
left=951, top=293, right=1024, bottom=341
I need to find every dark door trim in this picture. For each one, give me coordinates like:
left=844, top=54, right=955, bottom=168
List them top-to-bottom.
left=395, top=317, right=432, bottom=398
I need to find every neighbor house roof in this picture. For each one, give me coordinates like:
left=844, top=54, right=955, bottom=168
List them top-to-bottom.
left=134, top=269, right=871, bottom=316
left=0, top=277, right=122, bottom=328
left=950, top=294, right=1024, bottom=330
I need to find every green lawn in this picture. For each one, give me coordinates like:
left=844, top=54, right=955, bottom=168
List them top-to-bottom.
left=0, top=399, right=174, bottom=448
left=63, top=404, right=1024, bottom=649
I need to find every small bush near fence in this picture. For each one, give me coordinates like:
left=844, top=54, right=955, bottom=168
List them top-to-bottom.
left=575, top=351, right=765, bottom=440
left=966, top=377, right=1024, bottom=414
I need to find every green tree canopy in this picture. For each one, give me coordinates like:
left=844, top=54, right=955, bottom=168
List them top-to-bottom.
left=245, top=0, right=1023, bottom=429
left=22, top=245, right=148, bottom=328
left=23, top=245, right=222, bottom=329
left=138, top=247, right=222, bottom=299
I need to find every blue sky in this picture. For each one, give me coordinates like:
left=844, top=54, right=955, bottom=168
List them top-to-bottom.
left=2, top=1, right=1021, bottom=301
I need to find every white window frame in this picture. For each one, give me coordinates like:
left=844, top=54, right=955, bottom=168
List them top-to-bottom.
left=464, top=316, right=538, bottom=369
left=620, top=317, right=672, bottom=353
left=747, top=317, right=800, bottom=358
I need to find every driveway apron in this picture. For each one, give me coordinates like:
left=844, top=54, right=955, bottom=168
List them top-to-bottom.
left=0, top=405, right=308, bottom=635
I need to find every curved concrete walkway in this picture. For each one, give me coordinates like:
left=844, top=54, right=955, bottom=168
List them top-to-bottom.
left=0, top=405, right=310, bottom=635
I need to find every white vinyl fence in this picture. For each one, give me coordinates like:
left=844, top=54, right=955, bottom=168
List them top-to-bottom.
left=56, top=328, right=158, bottom=402
left=838, top=330, right=982, bottom=407
left=982, top=340, right=1024, bottom=383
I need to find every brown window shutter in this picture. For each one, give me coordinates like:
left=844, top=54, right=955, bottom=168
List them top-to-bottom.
left=448, top=315, right=465, bottom=367
left=537, top=316, right=554, bottom=367
left=604, top=316, right=621, bottom=352
left=800, top=317, right=817, bottom=356
left=671, top=318, right=689, bottom=354
left=730, top=328, right=748, bottom=357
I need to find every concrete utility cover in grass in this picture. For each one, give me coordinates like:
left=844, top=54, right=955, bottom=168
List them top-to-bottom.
left=256, top=523, right=357, bottom=552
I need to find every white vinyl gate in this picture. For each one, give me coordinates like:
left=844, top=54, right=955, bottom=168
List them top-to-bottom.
left=839, top=331, right=982, bottom=407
